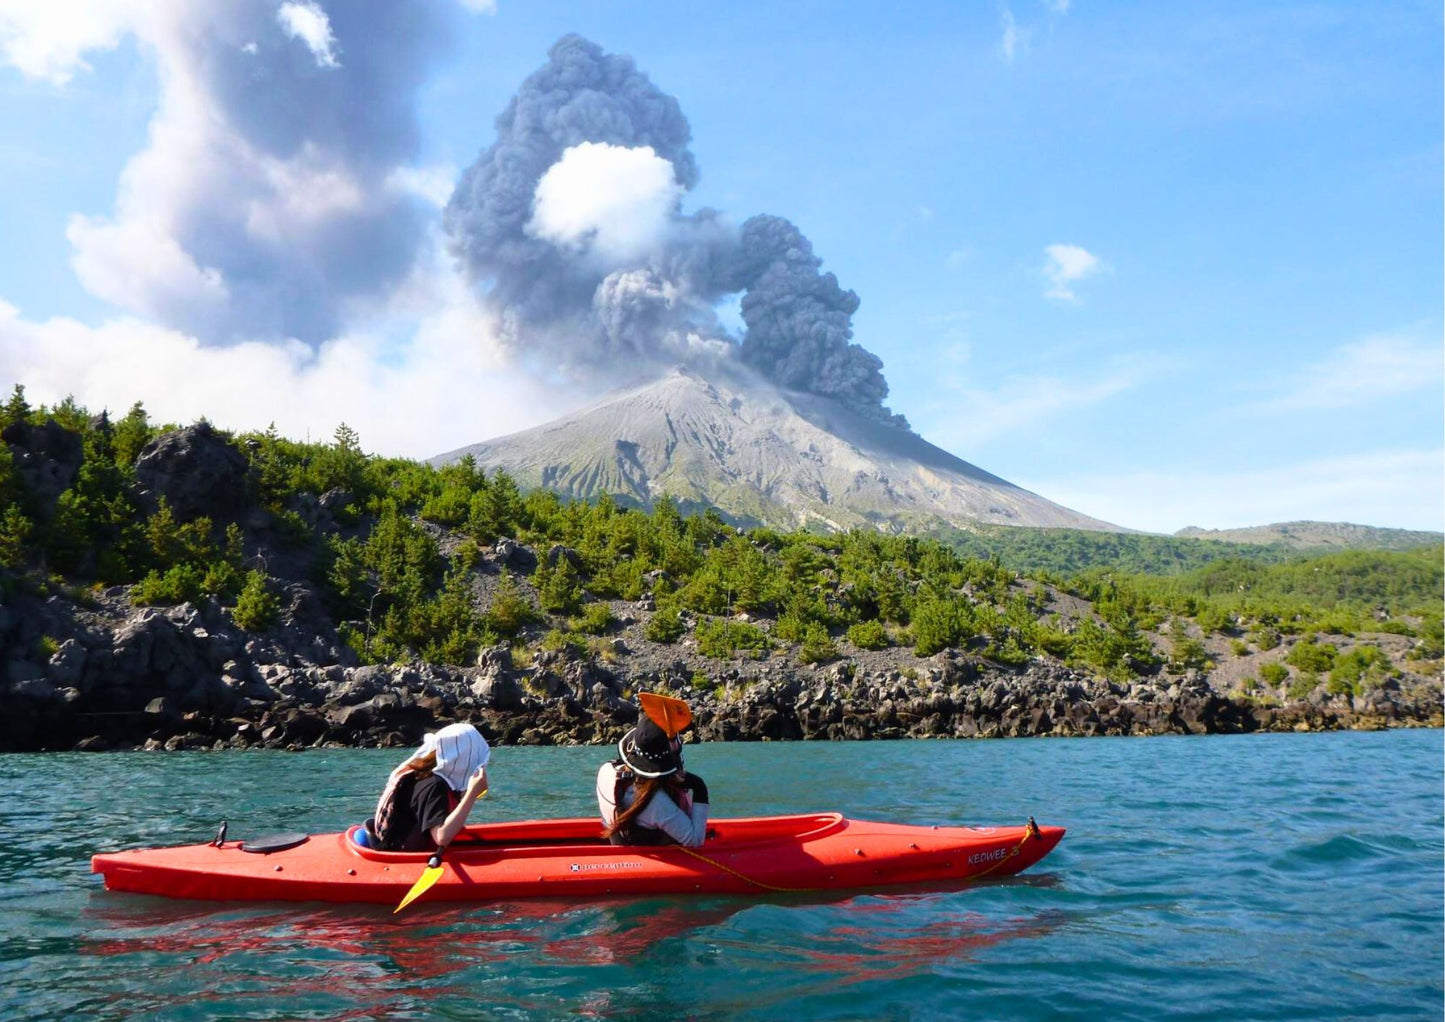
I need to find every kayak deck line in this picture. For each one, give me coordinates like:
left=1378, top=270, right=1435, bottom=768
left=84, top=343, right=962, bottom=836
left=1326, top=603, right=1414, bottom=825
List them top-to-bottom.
left=91, top=813, right=1065, bottom=905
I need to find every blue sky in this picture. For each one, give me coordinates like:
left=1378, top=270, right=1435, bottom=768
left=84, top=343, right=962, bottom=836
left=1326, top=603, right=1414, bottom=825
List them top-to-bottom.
left=0, top=0, right=1439, bottom=533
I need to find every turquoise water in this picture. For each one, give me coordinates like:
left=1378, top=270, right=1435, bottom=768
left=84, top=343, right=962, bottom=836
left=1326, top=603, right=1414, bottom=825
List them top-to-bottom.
left=2, top=730, right=1441, bottom=1020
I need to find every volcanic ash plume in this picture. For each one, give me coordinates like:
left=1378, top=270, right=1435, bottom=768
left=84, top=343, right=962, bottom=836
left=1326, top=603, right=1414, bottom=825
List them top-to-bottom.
left=444, top=34, right=908, bottom=429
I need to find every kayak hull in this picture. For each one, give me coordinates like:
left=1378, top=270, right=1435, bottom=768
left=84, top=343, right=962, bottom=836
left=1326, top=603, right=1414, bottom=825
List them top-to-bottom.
left=91, top=813, right=1064, bottom=905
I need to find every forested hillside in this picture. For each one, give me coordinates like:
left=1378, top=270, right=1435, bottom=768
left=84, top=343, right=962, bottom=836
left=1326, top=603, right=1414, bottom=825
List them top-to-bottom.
left=2, top=389, right=1439, bottom=692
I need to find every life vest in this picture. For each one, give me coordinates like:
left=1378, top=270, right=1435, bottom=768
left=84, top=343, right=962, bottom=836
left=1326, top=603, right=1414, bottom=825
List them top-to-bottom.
left=608, top=759, right=683, bottom=846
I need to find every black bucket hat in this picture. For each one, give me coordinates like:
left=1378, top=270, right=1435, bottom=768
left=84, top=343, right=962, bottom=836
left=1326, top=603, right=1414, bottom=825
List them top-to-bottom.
left=618, top=717, right=684, bottom=778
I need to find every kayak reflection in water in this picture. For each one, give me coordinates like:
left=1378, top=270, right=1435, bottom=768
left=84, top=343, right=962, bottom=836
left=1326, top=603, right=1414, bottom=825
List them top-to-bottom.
left=597, top=711, right=709, bottom=847
left=356, top=722, right=490, bottom=852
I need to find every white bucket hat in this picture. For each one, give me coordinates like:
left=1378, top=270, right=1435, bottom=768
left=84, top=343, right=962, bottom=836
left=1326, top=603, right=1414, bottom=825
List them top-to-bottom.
left=414, top=722, right=490, bottom=792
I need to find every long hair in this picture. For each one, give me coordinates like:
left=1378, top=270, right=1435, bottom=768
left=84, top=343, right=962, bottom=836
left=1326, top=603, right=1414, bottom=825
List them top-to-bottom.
left=371, top=749, right=440, bottom=849
left=603, top=774, right=682, bottom=840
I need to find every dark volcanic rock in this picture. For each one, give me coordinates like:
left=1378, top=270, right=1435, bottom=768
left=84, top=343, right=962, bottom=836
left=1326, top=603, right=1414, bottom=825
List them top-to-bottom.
left=3, top=418, right=83, bottom=513
left=135, top=422, right=250, bottom=521
left=493, top=538, right=537, bottom=572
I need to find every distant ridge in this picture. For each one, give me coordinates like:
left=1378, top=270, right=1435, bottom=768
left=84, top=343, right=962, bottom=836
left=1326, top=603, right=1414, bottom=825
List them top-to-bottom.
left=434, top=365, right=1124, bottom=533
left=1174, top=521, right=1442, bottom=551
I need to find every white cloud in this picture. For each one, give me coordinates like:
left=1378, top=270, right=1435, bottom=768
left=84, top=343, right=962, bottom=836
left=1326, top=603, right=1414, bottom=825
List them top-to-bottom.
left=458, top=0, right=498, bottom=12
left=1043, top=0, right=1072, bottom=14
left=0, top=1, right=140, bottom=84
left=277, top=1, right=339, bottom=69
left=1000, top=9, right=1028, bottom=63
left=527, top=142, right=681, bottom=266
left=386, top=163, right=459, bottom=207
left=66, top=213, right=229, bottom=327
left=1043, top=242, right=1103, bottom=301
left=945, top=247, right=973, bottom=269
left=0, top=263, right=563, bottom=460
left=1263, top=330, right=1444, bottom=410
left=922, top=355, right=1164, bottom=450
left=1023, top=449, right=1445, bottom=534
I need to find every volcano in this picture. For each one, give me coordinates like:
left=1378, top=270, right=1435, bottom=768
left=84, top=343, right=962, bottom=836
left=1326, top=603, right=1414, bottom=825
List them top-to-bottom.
left=433, top=365, right=1122, bottom=533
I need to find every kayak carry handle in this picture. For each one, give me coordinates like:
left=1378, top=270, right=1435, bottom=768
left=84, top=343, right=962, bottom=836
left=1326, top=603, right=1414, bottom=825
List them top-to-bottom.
left=213, top=821, right=227, bottom=847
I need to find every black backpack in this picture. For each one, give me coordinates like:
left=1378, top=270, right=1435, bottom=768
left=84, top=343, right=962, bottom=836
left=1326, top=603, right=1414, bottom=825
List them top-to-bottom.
left=367, top=773, right=418, bottom=851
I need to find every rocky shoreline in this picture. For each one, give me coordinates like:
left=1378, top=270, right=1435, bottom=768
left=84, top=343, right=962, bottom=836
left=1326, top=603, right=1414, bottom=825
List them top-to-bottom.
left=2, top=584, right=1438, bottom=754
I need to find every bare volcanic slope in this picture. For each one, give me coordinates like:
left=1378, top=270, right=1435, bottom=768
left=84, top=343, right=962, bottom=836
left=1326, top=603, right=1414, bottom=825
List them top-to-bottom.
left=434, top=366, right=1122, bottom=532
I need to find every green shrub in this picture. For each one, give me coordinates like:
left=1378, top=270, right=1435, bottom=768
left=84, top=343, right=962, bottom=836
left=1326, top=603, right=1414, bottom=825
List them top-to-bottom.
left=419, top=487, right=471, bottom=527
left=0, top=506, right=32, bottom=569
left=536, top=558, right=584, bottom=615
left=133, top=564, right=208, bottom=605
left=232, top=570, right=281, bottom=632
left=485, top=570, right=540, bottom=638
left=911, top=596, right=974, bottom=657
left=572, top=602, right=615, bottom=635
left=1195, top=604, right=1234, bottom=635
left=644, top=607, right=686, bottom=644
left=1312, top=610, right=1359, bottom=636
left=772, top=613, right=808, bottom=643
left=1409, top=614, right=1443, bottom=661
left=1065, top=616, right=1158, bottom=678
left=696, top=618, right=772, bottom=659
left=846, top=619, right=889, bottom=650
left=1168, top=619, right=1210, bottom=671
left=1374, top=619, right=1415, bottom=636
left=1034, top=621, right=1074, bottom=658
left=797, top=622, right=838, bottom=664
left=1249, top=624, right=1281, bottom=651
left=541, top=628, right=586, bottom=655
left=986, top=635, right=1031, bottom=668
left=1286, top=639, right=1337, bottom=673
left=1327, top=646, right=1397, bottom=696
left=1260, top=661, right=1289, bottom=686
left=1287, top=670, right=1320, bottom=700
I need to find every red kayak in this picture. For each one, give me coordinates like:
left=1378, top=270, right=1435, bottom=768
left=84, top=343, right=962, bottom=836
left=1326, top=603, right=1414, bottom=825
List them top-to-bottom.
left=91, top=813, right=1064, bottom=905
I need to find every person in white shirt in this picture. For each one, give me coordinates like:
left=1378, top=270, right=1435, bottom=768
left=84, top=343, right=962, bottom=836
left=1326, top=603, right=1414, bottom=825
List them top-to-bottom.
left=596, top=716, right=709, bottom=846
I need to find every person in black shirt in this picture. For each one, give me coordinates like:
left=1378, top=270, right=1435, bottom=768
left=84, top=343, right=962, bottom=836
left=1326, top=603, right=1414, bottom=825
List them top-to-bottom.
left=361, top=722, right=491, bottom=852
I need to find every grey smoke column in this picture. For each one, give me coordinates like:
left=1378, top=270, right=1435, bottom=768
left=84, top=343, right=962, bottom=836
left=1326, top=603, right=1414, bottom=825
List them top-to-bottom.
left=445, top=34, right=907, bottom=428
left=736, top=216, right=899, bottom=427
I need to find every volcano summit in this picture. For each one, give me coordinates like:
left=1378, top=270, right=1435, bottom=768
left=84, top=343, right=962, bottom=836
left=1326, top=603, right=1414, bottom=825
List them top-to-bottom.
left=433, top=37, right=1119, bottom=533
left=434, top=366, right=1120, bottom=533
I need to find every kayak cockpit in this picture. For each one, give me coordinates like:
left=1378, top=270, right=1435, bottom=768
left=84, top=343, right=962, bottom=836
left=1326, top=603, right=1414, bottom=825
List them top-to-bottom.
left=340, top=812, right=848, bottom=861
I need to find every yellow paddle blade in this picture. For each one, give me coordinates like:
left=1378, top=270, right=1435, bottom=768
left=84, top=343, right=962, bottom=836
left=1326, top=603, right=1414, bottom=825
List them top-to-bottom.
left=639, top=692, right=691, bottom=737
left=394, top=863, right=444, bottom=914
